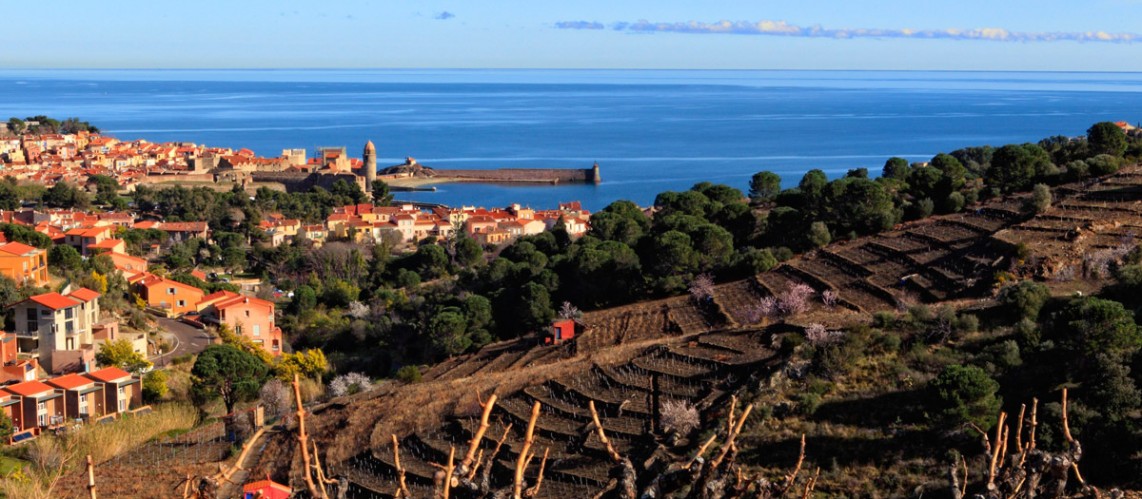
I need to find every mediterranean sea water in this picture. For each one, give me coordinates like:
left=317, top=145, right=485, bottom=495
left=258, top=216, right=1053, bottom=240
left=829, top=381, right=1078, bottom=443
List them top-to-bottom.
left=3, top=69, right=1142, bottom=211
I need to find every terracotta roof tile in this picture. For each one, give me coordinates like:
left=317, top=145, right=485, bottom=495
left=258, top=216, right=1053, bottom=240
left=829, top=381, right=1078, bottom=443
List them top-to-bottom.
left=67, top=287, right=101, bottom=302
left=27, top=293, right=81, bottom=311
left=84, top=367, right=133, bottom=384
left=46, top=373, right=96, bottom=391
left=4, top=380, right=56, bottom=398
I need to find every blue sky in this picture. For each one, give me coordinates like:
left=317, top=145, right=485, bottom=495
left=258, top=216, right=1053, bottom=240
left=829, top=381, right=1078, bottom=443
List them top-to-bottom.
left=5, top=0, right=1142, bottom=70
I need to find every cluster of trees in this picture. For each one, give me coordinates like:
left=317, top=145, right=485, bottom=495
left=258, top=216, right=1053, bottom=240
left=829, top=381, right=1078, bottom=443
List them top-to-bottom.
left=5, top=115, right=99, bottom=135
left=750, top=122, right=1135, bottom=251
left=0, top=177, right=127, bottom=212
left=132, top=180, right=371, bottom=229
left=899, top=259, right=1142, bottom=482
left=778, top=270, right=1140, bottom=484
left=190, top=341, right=330, bottom=414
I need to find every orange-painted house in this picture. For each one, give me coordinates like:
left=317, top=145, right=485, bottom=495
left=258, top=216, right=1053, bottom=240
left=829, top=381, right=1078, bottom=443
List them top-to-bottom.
left=64, top=226, right=114, bottom=256
left=0, top=241, right=49, bottom=287
left=134, top=274, right=205, bottom=317
left=197, top=291, right=282, bottom=356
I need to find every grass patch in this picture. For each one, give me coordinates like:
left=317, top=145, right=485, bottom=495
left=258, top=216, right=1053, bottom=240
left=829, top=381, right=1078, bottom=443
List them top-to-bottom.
left=59, top=403, right=199, bottom=466
left=0, top=455, right=25, bottom=476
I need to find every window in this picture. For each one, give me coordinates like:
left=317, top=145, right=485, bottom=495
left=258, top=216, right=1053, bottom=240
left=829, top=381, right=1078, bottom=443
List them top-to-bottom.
left=168, top=287, right=176, bottom=295
left=177, top=300, right=185, bottom=307
left=64, top=308, right=74, bottom=320
left=245, top=310, right=250, bottom=318
left=253, top=325, right=260, bottom=336
left=79, top=396, right=88, bottom=416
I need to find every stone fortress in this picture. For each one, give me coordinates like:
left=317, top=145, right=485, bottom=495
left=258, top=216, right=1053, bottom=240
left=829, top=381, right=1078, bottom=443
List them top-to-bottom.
left=215, top=139, right=597, bottom=197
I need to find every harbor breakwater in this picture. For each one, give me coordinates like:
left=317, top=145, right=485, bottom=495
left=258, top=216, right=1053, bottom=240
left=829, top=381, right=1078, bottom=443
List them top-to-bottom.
left=429, top=164, right=600, bottom=184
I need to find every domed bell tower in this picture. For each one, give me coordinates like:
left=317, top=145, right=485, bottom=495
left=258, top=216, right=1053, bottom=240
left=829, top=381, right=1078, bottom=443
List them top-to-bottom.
left=363, top=140, right=377, bottom=194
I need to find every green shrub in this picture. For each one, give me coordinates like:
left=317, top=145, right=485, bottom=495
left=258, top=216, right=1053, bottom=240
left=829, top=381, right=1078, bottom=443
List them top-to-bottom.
left=1028, top=183, right=1052, bottom=213
left=807, top=221, right=831, bottom=248
left=998, top=280, right=1050, bottom=320
left=907, top=304, right=934, bottom=324
left=872, top=311, right=897, bottom=328
left=954, top=314, right=980, bottom=334
left=1014, top=318, right=1040, bottom=348
left=873, top=332, right=902, bottom=353
left=780, top=333, right=804, bottom=356
left=981, top=340, right=1023, bottom=373
left=172, top=354, right=196, bottom=365
left=931, top=364, right=1002, bottom=430
left=396, top=365, right=422, bottom=384
left=143, top=370, right=170, bottom=402
left=806, top=377, right=834, bottom=396
left=797, top=392, right=823, bottom=416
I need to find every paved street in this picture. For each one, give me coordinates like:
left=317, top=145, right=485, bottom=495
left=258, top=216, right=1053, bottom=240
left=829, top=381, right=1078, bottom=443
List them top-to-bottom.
left=151, top=317, right=214, bottom=366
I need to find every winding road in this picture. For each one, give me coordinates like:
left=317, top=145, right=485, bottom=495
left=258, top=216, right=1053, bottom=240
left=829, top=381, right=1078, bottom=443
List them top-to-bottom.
left=151, top=317, right=214, bottom=366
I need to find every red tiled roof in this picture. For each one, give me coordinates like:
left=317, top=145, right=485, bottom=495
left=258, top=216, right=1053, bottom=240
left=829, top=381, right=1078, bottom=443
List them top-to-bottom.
left=160, top=221, right=208, bottom=232
left=65, top=226, right=109, bottom=238
left=87, top=238, right=124, bottom=249
left=0, top=240, right=41, bottom=256
left=0, top=242, right=41, bottom=256
left=108, top=251, right=148, bottom=271
left=139, top=276, right=204, bottom=295
left=68, top=287, right=101, bottom=302
left=200, top=290, right=240, bottom=304
left=27, top=293, right=81, bottom=311
left=215, top=294, right=274, bottom=311
left=84, top=367, right=133, bottom=384
left=46, top=373, right=96, bottom=391
left=4, top=380, right=56, bottom=398
left=242, top=479, right=290, bottom=499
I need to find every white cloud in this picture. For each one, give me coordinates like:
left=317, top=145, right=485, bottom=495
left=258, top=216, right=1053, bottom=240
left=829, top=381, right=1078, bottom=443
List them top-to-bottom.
left=554, top=19, right=1142, bottom=43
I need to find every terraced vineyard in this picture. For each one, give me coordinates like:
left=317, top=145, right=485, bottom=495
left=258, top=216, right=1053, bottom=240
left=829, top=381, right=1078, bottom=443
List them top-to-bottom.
left=994, top=164, right=1142, bottom=271
left=109, top=166, right=1142, bottom=498
left=755, top=204, right=1018, bottom=313
left=576, top=294, right=730, bottom=354
left=326, top=330, right=779, bottom=498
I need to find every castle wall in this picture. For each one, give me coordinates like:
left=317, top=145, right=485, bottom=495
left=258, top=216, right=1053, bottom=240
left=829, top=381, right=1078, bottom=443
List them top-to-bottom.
left=249, top=171, right=367, bottom=193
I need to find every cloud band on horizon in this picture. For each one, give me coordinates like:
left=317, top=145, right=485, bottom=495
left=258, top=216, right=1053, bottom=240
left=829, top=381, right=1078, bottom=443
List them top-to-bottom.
left=554, top=19, right=1142, bottom=43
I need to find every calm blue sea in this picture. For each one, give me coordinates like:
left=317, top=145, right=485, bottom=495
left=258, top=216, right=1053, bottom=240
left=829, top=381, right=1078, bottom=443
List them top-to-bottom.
left=3, top=69, right=1142, bottom=211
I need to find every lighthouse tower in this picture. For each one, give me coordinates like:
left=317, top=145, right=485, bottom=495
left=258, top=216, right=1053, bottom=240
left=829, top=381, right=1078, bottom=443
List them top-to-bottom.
left=363, top=140, right=377, bottom=192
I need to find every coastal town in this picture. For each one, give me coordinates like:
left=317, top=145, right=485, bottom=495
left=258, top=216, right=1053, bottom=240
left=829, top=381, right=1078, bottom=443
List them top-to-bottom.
left=3, top=114, right=1142, bottom=498
left=0, top=124, right=594, bottom=449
